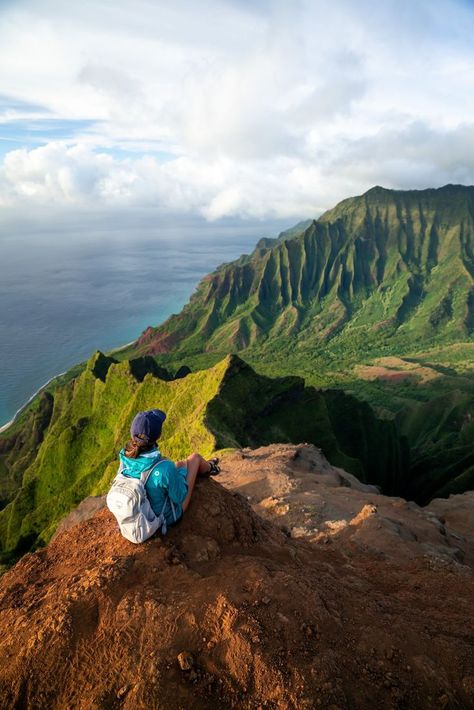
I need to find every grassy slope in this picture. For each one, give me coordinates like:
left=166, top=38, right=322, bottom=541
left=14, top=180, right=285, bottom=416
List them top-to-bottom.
left=125, top=184, right=474, bottom=417
left=133, top=186, right=474, bottom=364
left=0, top=351, right=225, bottom=555
left=0, top=353, right=409, bottom=559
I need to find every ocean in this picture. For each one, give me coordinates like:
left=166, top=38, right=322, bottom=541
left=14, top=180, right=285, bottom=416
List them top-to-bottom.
left=0, top=214, right=288, bottom=428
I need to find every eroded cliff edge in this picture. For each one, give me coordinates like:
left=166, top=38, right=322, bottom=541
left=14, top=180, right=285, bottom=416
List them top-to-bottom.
left=0, top=444, right=473, bottom=709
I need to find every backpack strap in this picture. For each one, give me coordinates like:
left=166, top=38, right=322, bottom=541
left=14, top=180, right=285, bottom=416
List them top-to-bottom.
left=140, top=459, right=161, bottom=485
left=157, top=495, right=170, bottom=535
left=169, top=497, right=177, bottom=523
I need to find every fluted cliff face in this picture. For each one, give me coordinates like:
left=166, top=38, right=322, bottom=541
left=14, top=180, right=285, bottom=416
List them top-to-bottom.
left=136, top=185, right=474, bottom=358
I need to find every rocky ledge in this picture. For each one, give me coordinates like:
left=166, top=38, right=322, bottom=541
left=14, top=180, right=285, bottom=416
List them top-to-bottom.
left=0, top=444, right=473, bottom=709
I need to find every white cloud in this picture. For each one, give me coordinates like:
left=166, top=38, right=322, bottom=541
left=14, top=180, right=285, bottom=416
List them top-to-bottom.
left=0, top=0, right=473, bottom=219
left=0, top=143, right=320, bottom=218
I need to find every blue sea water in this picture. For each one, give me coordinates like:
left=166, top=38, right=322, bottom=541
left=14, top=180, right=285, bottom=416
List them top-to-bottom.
left=0, top=214, right=288, bottom=428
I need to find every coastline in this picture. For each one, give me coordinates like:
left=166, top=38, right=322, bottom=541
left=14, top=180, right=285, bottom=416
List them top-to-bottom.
left=0, top=223, right=268, bottom=440
left=0, top=339, right=136, bottom=435
left=109, top=339, right=135, bottom=354
left=0, top=371, right=66, bottom=435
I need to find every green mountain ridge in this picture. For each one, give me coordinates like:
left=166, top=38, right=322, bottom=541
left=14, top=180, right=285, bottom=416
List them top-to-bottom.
left=133, top=184, right=474, bottom=363
left=0, top=352, right=409, bottom=561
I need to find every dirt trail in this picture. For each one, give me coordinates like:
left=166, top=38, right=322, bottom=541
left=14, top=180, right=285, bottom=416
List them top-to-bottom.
left=0, top=444, right=473, bottom=709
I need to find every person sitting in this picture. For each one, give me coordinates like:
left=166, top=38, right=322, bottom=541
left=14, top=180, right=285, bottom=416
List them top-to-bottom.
left=118, top=408, right=220, bottom=529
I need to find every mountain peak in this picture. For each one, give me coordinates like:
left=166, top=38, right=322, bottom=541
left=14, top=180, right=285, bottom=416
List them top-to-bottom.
left=361, top=183, right=474, bottom=199
left=363, top=184, right=391, bottom=195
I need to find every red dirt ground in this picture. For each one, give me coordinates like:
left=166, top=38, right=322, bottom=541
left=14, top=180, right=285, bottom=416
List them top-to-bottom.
left=0, top=447, right=473, bottom=709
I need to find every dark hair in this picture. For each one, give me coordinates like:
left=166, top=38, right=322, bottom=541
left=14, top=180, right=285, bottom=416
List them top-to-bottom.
left=124, top=438, right=156, bottom=459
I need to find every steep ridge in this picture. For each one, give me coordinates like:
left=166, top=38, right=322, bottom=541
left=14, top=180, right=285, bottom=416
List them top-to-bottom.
left=127, top=185, right=474, bottom=509
left=133, top=185, right=474, bottom=361
left=0, top=351, right=228, bottom=559
left=0, top=354, right=408, bottom=562
left=396, top=387, right=474, bottom=502
left=0, top=390, right=53, bottom=511
left=0, top=450, right=473, bottom=709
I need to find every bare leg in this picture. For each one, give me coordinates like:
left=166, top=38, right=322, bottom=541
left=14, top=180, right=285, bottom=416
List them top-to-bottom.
left=180, top=453, right=212, bottom=512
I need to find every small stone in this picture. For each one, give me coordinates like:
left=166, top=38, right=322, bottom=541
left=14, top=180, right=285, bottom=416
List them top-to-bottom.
left=177, top=651, right=194, bottom=671
left=189, top=670, right=198, bottom=682
left=116, top=685, right=130, bottom=699
left=439, top=695, right=449, bottom=708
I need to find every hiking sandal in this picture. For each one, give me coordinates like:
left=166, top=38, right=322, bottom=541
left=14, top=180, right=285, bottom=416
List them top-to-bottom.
left=207, top=458, right=221, bottom=476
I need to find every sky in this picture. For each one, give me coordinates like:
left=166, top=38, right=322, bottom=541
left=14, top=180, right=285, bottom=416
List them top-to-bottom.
left=0, top=0, right=474, bottom=222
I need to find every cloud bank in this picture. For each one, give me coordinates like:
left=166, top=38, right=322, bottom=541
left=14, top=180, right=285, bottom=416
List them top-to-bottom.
left=1, top=0, right=473, bottom=219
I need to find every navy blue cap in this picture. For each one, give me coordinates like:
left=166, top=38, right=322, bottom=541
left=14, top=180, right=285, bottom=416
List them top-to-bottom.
left=130, top=409, right=167, bottom=444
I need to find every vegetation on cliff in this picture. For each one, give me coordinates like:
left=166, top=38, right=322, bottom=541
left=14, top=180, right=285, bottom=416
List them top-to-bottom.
left=2, top=184, right=474, bottom=562
left=127, top=184, right=474, bottom=507
left=132, top=185, right=474, bottom=368
left=0, top=352, right=408, bottom=560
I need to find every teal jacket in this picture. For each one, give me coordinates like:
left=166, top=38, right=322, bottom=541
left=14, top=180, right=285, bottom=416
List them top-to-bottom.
left=119, top=447, right=188, bottom=526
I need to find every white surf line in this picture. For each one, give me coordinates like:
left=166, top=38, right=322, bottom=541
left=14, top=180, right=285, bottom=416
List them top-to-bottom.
left=0, top=337, right=138, bottom=435
left=109, top=339, right=136, bottom=354
left=0, top=371, right=66, bottom=434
